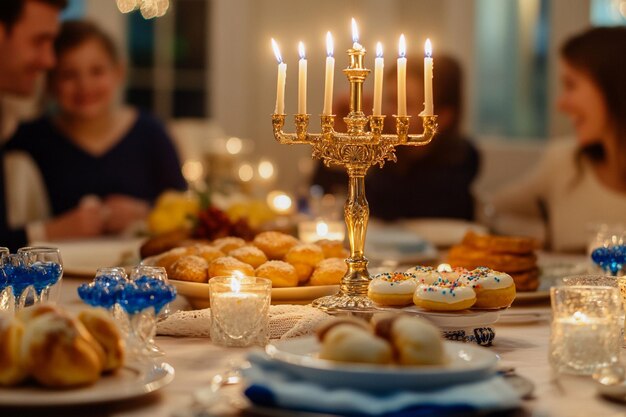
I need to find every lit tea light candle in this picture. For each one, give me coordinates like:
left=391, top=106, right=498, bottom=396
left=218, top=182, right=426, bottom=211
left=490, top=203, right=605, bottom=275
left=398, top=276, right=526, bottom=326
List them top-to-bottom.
left=351, top=18, right=362, bottom=50
left=323, top=32, right=335, bottom=115
left=397, top=34, right=407, bottom=117
left=423, top=38, right=434, bottom=116
left=271, top=39, right=286, bottom=115
left=298, top=41, right=307, bottom=114
left=373, top=42, right=384, bottom=116
left=298, top=219, right=346, bottom=243
left=209, top=276, right=271, bottom=347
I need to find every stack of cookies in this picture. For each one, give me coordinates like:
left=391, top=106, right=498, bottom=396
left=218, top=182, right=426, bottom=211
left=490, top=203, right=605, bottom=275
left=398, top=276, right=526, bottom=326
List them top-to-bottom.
left=446, top=231, right=540, bottom=291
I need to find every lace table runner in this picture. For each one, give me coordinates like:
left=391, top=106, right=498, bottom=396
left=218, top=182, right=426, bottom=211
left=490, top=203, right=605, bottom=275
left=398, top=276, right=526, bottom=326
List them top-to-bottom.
left=157, top=304, right=331, bottom=340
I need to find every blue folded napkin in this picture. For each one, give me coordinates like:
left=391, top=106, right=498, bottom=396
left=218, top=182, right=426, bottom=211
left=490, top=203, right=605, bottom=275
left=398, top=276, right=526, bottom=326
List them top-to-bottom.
left=243, top=351, right=521, bottom=417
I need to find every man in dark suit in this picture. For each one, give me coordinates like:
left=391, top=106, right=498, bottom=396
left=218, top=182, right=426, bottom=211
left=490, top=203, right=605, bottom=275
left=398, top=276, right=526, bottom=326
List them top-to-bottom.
left=0, top=0, right=66, bottom=250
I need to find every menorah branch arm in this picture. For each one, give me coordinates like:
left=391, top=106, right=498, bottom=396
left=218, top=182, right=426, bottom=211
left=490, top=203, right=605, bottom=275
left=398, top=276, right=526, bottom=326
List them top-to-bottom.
left=272, top=114, right=319, bottom=144
left=406, top=115, right=438, bottom=146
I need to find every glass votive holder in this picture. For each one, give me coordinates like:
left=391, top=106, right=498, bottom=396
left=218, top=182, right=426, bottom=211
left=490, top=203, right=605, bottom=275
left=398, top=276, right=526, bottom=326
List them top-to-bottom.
left=0, top=247, right=13, bottom=314
left=209, top=276, right=271, bottom=347
left=549, top=285, right=622, bottom=375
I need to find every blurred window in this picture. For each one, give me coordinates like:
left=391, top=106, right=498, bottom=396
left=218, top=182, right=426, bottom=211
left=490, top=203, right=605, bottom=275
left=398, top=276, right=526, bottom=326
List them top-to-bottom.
left=126, top=0, right=209, bottom=119
left=474, top=0, right=549, bottom=139
left=590, top=0, right=626, bottom=25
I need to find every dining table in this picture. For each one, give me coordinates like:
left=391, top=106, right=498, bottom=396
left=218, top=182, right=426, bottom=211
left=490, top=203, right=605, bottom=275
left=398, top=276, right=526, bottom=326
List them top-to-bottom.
left=2, top=271, right=625, bottom=417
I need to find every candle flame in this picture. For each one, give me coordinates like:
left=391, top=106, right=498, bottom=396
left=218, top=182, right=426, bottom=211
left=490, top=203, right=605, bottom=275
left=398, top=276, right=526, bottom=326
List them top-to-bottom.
left=351, top=18, right=359, bottom=43
left=326, top=31, right=334, bottom=57
left=399, top=34, right=406, bottom=58
left=271, top=38, right=282, bottom=63
left=425, top=38, right=432, bottom=58
left=298, top=41, right=305, bottom=60
left=376, top=42, right=383, bottom=58
left=316, top=221, right=329, bottom=237
left=231, top=275, right=242, bottom=293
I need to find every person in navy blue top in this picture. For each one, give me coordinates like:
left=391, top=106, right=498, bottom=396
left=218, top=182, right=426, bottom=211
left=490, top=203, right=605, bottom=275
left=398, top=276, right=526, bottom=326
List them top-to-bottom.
left=0, top=0, right=67, bottom=250
left=4, top=20, right=185, bottom=243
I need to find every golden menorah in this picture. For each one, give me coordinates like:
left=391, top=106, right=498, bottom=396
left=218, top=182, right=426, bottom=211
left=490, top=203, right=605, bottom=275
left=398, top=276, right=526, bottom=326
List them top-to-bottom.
left=271, top=44, right=438, bottom=311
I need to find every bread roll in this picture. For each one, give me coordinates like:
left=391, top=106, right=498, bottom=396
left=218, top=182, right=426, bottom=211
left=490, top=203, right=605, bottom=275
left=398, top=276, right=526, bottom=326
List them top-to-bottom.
left=78, top=309, right=125, bottom=372
left=0, top=314, right=27, bottom=386
left=319, top=324, right=393, bottom=365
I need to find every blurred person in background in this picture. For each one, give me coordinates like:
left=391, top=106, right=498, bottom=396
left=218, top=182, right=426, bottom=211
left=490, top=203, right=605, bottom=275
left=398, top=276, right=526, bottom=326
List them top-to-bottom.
left=0, top=0, right=66, bottom=250
left=5, top=20, right=186, bottom=243
left=491, top=27, right=626, bottom=252
left=312, top=54, right=480, bottom=221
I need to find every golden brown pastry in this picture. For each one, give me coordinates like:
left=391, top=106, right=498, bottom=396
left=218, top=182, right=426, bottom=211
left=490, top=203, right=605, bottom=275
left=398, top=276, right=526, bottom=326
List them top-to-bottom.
left=140, top=229, right=191, bottom=258
left=253, top=231, right=299, bottom=260
left=462, top=231, right=539, bottom=255
left=212, top=237, right=246, bottom=254
left=315, top=239, right=349, bottom=259
left=285, top=243, right=325, bottom=266
left=194, top=245, right=225, bottom=264
left=447, top=245, right=537, bottom=273
left=229, top=246, right=268, bottom=269
left=155, top=247, right=194, bottom=275
left=170, top=255, right=209, bottom=283
left=208, top=256, right=255, bottom=278
left=310, top=258, right=347, bottom=286
left=255, top=261, right=299, bottom=287
left=292, top=263, right=314, bottom=283
left=510, top=268, right=540, bottom=292
left=17, top=303, right=66, bottom=323
left=78, top=309, right=125, bottom=372
left=21, top=313, right=105, bottom=387
left=0, top=314, right=27, bottom=386
left=374, top=314, right=446, bottom=366
left=316, top=317, right=372, bottom=342
left=318, top=323, right=393, bottom=364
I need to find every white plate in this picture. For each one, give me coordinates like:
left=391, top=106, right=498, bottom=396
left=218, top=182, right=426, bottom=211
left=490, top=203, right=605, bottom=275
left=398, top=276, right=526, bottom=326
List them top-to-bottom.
left=399, top=218, right=488, bottom=248
left=365, top=223, right=438, bottom=264
left=34, top=238, right=144, bottom=276
left=170, top=279, right=339, bottom=308
left=265, top=337, right=498, bottom=391
left=0, top=362, right=174, bottom=406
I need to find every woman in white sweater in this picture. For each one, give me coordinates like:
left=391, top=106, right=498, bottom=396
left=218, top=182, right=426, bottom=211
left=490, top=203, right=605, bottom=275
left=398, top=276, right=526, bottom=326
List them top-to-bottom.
left=492, top=27, right=626, bottom=252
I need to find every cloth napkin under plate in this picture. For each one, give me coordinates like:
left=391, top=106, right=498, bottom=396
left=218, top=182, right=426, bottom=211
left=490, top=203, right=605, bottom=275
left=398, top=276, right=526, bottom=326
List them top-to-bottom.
left=242, top=351, right=521, bottom=417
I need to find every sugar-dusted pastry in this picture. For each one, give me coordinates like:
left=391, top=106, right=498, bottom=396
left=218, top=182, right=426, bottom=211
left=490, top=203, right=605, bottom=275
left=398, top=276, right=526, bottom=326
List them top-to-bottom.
left=253, top=231, right=300, bottom=260
left=212, top=236, right=246, bottom=254
left=315, top=239, right=349, bottom=259
left=285, top=243, right=324, bottom=283
left=194, top=245, right=225, bottom=264
left=229, top=246, right=268, bottom=269
left=155, top=247, right=193, bottom=275
left=170, top=255, right=209, bottom=283
left=208, top=256, right=255, bottom=279
left=310, top=258, right=347, bottom=286
left=255, top=260, right=299, bottom=287
left=458, top=267, right=516, bottom=309
left=368, top=272, right=417, bottom=306
left=413, top=279, right=477, bottom=311
left=78, top=309, right=125, bottom=372
left=0, top=313, right=27, bottom=386
left=21, top=313, right=105, bottom=387
left=374, top=315, right=447, bottom=366
left=318, top=323, right=393, bottom=365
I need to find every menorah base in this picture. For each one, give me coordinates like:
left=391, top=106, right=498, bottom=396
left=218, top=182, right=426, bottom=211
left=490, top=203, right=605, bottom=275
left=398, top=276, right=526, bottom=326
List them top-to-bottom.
left=312, top=293, right=376, bottom=312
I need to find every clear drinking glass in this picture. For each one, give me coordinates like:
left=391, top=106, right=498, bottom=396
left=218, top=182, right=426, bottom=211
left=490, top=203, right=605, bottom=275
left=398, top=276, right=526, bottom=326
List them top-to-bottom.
left=17, top=247, right=63, bottom=303
left=126, top=265, right=171, bottom=357
left=209, top=276, right=271, bottom=347
left=549, top=285, right=622, bottom=375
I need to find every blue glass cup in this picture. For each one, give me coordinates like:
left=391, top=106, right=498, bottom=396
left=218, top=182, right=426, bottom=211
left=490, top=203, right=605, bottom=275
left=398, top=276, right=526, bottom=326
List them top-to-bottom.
left=0, top=247, right=14, bottom=314
left=17, top=247, right=63, bottom=303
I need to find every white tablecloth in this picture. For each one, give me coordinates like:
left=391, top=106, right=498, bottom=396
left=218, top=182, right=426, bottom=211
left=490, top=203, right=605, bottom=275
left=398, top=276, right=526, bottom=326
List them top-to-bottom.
left=7, top=278, right=626, bottom=417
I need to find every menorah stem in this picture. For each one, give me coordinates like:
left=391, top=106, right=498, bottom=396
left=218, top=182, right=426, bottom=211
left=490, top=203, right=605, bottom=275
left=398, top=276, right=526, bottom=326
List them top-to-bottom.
left=345, top=171, right=368, bottom=260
